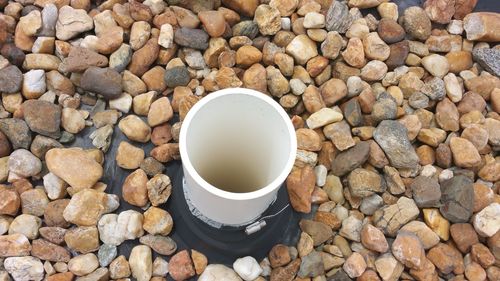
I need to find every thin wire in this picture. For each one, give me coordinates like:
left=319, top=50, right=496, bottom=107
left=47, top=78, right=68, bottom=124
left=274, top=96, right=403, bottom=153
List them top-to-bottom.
left=258, top=203, right=290, bottom=221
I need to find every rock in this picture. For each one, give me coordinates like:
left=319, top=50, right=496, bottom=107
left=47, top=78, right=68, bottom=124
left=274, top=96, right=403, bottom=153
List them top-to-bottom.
left=423, top=0, right=455, bottom=24
left=325, top=1, right=352, bottom=33
left=253, top=5, right=281, bottom=36
left=56, top=6, right=94, bottom=40
left=403, top=6, right=431, bottom=41
left=198, top=10, right=226, bottom=38
left=304, top=12, right=325, bottom=29
left=463, top=12, right=500, bottom=41
left=378, top=19, right=405, bottom=44
left=130, top=21, right=151, bottom=50
left=158, top=23, right=174, bottom=49
left=174, top=28, right=209, bottom=50
left=321, top=31, right=343, bottom=59
left=363, top=32, right=390, bottom=61
left=286, top=34, right=318, bottom=65
left=128, top=38, right=159, bottom=76
left=109, top=44, right=132, bottom=72
left=236, top=45, right=262, bottom=67
left=59, top=47, right=108, bottom=73
left=472, top=47, right=500, bottom=77
left=23, top=54, right=61, bottom=71
left=421, top=54, right=449, bottom=78
left=0, top=65, right=22, bottom=94
left=164, top=66, right=190, bottom=88
left=265, top=66, right=288, bottom=97
left=80, top=67, right=122, bottom=100
left=22, top=69, right=46, bottom=99
left=148, top=97, right=173, bottom=127
left=22, top=100, right=61, bottom=138
left=61, top=108, right=85, bottom=134
left=306, top=108, right=343, bottom=129
left=118, top=115, right=151, bottom=143
left=0, top=119, right=32, bottom=150
left=373, top=120, right=419, bottom=170
left=89, top=125, right=113, bottom=153
left=450, top=137, right=481, bottom=168
left=116, top=141, right=144, bottom=169
left=46, top=148, right=103, bottom=190
left=8, top=149, right=42, bottom=178
left=140, top=157, right=164, bottom=177
left=286, top=166, right=315, bottom=213
left=347, top=168, right=384, bottom=198
left=122, top=169, right=148, bottom=207
left=147, top=174, right=171, bottom=207
left=440, top=175, right=474, bottom=223
left=411, top=176, right=441, bottom=208
left=20, top=189, right=49, bottom=217
left=63, top=189, right=117, bottom=226
left=360, top=194, right=384, bottom=215
left=373, top=197, right=420, bottom=236
left=44, top=199, right=70, bottom=228
left=473, top=203, right=500, bottom=237
left=143, top=206, right=173, bottom=236
left=98, top=211, right=144, bottom=246
left=8, top=214, right=41, bottom=240
left=300, top=219, right=333, bottom=246
left=400, top=221, right=440, bottom=250
left=450, top=223, right=479, bottom=253
left=360, top=224, right=388, bottom=253
left=392, top=232, right=426, bottom=270
left=0, top=234, right=31, bottom=257
left=139, top=234, right=177, bottom=255
left=31, top=239, right=70, bottom=262
left=427, top=243, right=464, bottom=274
left=470, top=243, right=495, bottom=268
left=98, top=244, right=117, bottom=267
left=269, top=244, right=291, bottom=268
left=129, top=245, right=152, bottom=281
left=191, top=249, right=207, bottom=275
left=168, top=250, right=195, bottom=281
left=298, top=251, right=324, bottom=278
left=343, top=252, right=366, bottom=278
left=375, top=253, right=404, bottom=281
left=68, top=254, right=99, bottom=276
left=109, top=255, right=131, bottom=279
left=4, top=256, right=44, bottom=281
left=152, top=256, right=169, bottom=277
left=233, top=256, right=262, bottom=281
left=269, top=258, right=301, bottom=281
left=199, top=264, right=242, bottom=281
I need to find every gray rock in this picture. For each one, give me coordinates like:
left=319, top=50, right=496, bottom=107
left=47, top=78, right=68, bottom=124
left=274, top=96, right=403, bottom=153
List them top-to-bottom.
left=325, top=1, right=352, bottom=34
left=39, top=4, right=58, bottom=37
left=403, top=6, right=431, bottom=41
left=232, top=21, right=259, bottom=39
left=174, top=27, right=209, bottom=50
left=109, top=44, right=133, bottom=73
left=473, top=48, right=500, bottom=77
left=0, top=65, right=23, bottom=94
left=164, top=66, right=190, bottom=88
left=80, top=67, right=122, bottom=100
left=421, top=77, right=445, bottom=101
left=409, top=92, right=429, bottom=109
left=372, top=97, right=397, bottom=122
left=22, top=100, right=61, bottom=139
left=0, top=118, right=32, bottom=149
left=373, top=120, right=419, bottom=169
left=89, top=124, right=113, bottom=152
left=59, top=131, right=75, bottom=143
left=30, top=135, right=63, bottom=159
left=331, top=141, right=370, bottom=177
left=140, top=157, right=164, bottom=177
left=440, top=175, right=474, bottom=223
left=411, top=176, right=441, bottom=208
left=360, top=194, right=384, bottom=215
left=299, top=219, right=333, bottom=246
left=98, top=244, right=117, bottom=267
left=298, top=251, right=325, bottom=278
left=327, top=269, right=352, bottom=281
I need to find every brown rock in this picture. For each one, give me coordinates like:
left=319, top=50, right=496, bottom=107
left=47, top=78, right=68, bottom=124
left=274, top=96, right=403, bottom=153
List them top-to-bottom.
left=222, top=0, right=259, bottom=17
left=423, top=0, right=455, bottom=24
left=454, top=0, right=478, bottom=19
left=198, top=10, right=226, bottom=38
left=463, top=12, right=500, bottom=41
left=377, top=18, right=405, bottom=44
left=128, top=38, right=159, bottom=76
left=236, top=45, right=262, bottom=67
left=58, top=46, right=108, bottom=73
left=446, top=51, right=473, bottom=74
left=242, top=63, right=267, bottom=93
left=320, top=78, right=347, bottom=107
left=296, top=128, right=321, bottom=152
left=449, top=137, right=481, bottom=168
left=150, top=143, right=180, bottom=163
left=286, top=166, right=315, bottom=213
left=122, top=169, right=148, bottom=207
left=0, top=188, right=20, bottom=216
left=63, top=189, right=116, bottom=227
left=44, top=199, right=70, bottom=228
left=143, top=207, right=173, bottom=236
left=299, top=219, right=333, bottom=246
left=450, top=223, right=479, bottom=253
left=361, top=224, right=389, bottom=253
left=64, top=226, right=99, bottom=254
left=39, top=227, right=67, bottom=245
left=392, top=232, right=426, bottom=270
left=0, top=233, right=31, bottom=257
left=31, top=239, right=70, bottom=262
left=427, top=243, right=464, bottom=274
left=471, top=243, right=495, bottom=268
left=269, top=244, right=291, bottom=268
left=191, top=249, right=207, bottom=275
left=168, top=250, right=195, bottom=281
left=270, top=258, right=301, bottom=281
left=465, top=262, right=486, bottom=281
left=47, top=272, right=74, bottom=281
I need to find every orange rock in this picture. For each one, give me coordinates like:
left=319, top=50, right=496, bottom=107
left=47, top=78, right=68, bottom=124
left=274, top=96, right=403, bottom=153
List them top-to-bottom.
left=286, top=166, right=315, bottom=213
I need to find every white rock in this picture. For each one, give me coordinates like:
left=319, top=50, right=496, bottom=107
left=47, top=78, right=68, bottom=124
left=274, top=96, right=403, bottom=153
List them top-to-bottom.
left=143, top=0, right=166, bottom=15
left=56, top=6, right=94, bottom=40
left=93, top=10, right=117, bottom=37
left=303, top=12, right=325, bottom=29
left=281, top=17, right=291, bottom=30
left=447, top=20, right=463, bottom=35
left=130, top=21, right=151, bottom=50
left=158, top=24, right=174, bottom=49
left=286, top=34, right=318, bottom=65
left=184, top=48, right=206, bottom=70
left=421, top=54, right=449, bottom=78
left=22, top=70, right=46, bottom=98
left=443, top=73, right=462, bottom=102
left=347, top=76, right=364, bottom=96
left=289, top=78, right=306, bottom=95
left=109, top=93, right=133, bottom=113
left=61, top=108, right=86, bottom=134
left=306, top=108, right=343, bottom=129
left=8, top=149, right=42, bottom=178
left=420, top=164, right=436, bottom=177
left=314, top=165, right=327, bottom=187
left=438, top=169, right=453, bottom=183
left=43, top=172, right=68, bottom=200
left=473, top=203, right=500, bottom=237
left=98, top=210, right=144, bottom=246
left=8, top=214, right=41, bottom=240
left=0, top=215, right=12, bottom=235
left=129, top=245, right=152, bottom=281
left=68, top=253, right=99, bottom=276
left=233, top=256, right=262, bottom=281
left=4, top=257, right=44, bottom=281
left=152, top=257, right=169, bottom=277
left=199, top=264, right=242, bottom=281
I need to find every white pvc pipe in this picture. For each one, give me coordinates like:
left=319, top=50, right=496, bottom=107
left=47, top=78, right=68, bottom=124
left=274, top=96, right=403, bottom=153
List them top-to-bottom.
left=179, top=88, right=297, bottom=226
